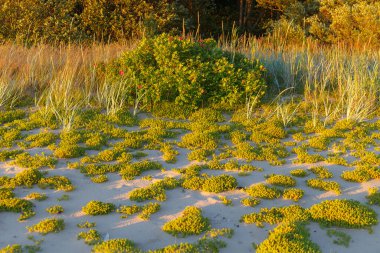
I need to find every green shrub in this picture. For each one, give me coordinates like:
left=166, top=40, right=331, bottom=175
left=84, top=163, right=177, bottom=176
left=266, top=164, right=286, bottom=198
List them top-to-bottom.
left=109, top=34, right=266, bottom=111
left=188, top=109, right=225, bottom=123
left=0, top=110, right=25, bottom=124
left=0, top=128, right=22, bottom=147
left=24, top=131, right=57, bottom=148
left=85, top=132, right=107, bottom=150
left=179, top=132, right=218, bottom=151
left=308, top=136, right=330, bottom=150
left=160, top=143, right=178, bottom=163
left=53, top=144, right=85, bottom=158
left=293, top=147, right=324, bottom=164
left=0, top=149, right=22, bottom=161
left=188, top=149, right=212, bottom=161
left=11, top=152, right=57, bottom=169
left=325, top=154, right=349, bottom=166
left=120, top=160, right=162, bottom=180
left=341, top=165, right=380, bottom=182
left=309, top=166, right=333, bottom=179
left=14, top=168, right=43, bottom=187
left=290, top=169, right=308, bottom=177
left=182, top=174, right=237, bottom=193
left=266, top=174, right=296, bottom=187
left=91, top=175, right=108, bottom=184
left=38, top=176, right=74, bottom=191
left=306, top=178, right=341, bottom=194
left=245, top=184, right=281, bottom=199
left=0, top=188, right=14, bottom=200
left=283, top=188, right=304, bottom=202
left=367, top=188, right=380, bottom=206
left=26, top=192, right=47, bottom=201
left=218, top=196, right=233, bottom=206
left=241, top=197, right=261, bottom=207
left=0, top=198, right=35, bottom=220
left=309, top=199, right=377, bottom=228
left=82, top=201, right=115, bottom=216
left=139, top=202, right=161, bottom=220
left=46, top=205, right=64, bottom=214
left=117, top=205, right=141, bottom=219
left=241, top=205, right=310, bottom=227
left=162, top=206, right=210, bottom=237
left=27, top=218, right=65, bottom=235
left=77, top=221, right=96, bottom=228
left=256, top=222, right=321, bottom=253
left=77, top=229, right=102, bottom=245
left=92, top=239, right=140, bottom=253
left=0, top=244, right=22, bottom=253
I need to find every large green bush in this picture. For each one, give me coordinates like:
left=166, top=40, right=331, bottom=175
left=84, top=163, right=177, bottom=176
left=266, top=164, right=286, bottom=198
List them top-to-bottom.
left=108, top=34, right=266, bottom=111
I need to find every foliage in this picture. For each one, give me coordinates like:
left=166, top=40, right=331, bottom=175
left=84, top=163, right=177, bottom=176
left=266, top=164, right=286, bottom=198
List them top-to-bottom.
left=109, top=34, right=266, bottom=111
left=11, top=152, right=57, bottom=169
left=120, top=160, right=162, bottom=180
left=341, top=165, right=380, bottom=182
left=309, top=166, right=333, bottom=179
left=14, top=168, right=43, bottom=187
left=290, top=169, right=308, bottom=177
left=182, top=174, right=237, bottom=193
left=266, top=174, right=296, bottom=187
left=91, top=175, right=108, bottom=184
left=38, top=176, right=74, bottom=191
left=306, top=179, right=341, bottom=194
left=245, top=184, right=281, bottom=199
left=0, top=188, right=14, bottom=200
left=283, top=188, right=304, bottom=202
left=0, top=197, right=35, bottom=220
left=241, top=197, right=261, bottom=207
left=309, top=199, right=378, bottom=228
left=82, top=201, right=115, bottom=216
left=139, top=202, right=161, bottom=220
left=46, top=205, right=64, bottom=214
left=162, top=206, right=210, bottom=237
left=27, top=218, right=65, bottom=235
left=77, top=221, right=96, bottom=228
left=256, top=222, right=321, bottom=253
left=77, top=229, right=102, bottom=245
left=327, top=229, right=351, bottom=248
left=91, top=238, right=140, bottom=253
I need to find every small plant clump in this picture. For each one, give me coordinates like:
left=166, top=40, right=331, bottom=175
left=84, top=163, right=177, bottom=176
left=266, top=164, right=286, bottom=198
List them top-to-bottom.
left=11, top=152, right=57, bottom=169
left=120, top=160, right=162, bottom=180
left=309, top=166, right=333, bottom=179
left=290, top=169, right=308, bottom=177
left=182, top=174, right=237, bottom=193
left=266, top=174, right=296, bottom=187
left=91, top=175, right=108, bottom=184
left=306, top=179, right=341, bottom=194
left=245, top=184, right=281, bottom=199
left=283, top=188, right=304, bottom=202
left=26, top=192, right=47, bottom=201
left=0, top=197, right=35, bottom=220
left=241, top=197, right=261, bottom=207
left=309, top=199, right=378, bottom=228
left=82, top=201, right=115, bottom=216
left=139, top=202, right=161, bottom=220
left=46, top=205, right=64, bottom=214
left=162, top=206, right=210, bottom=237
left=27, top=218, right=65, bottom=235
left=77, top=221, right=96, bottom=228
left=77, top=229, right=102, bottom=245
left=327, top=229, right=351, bottom=247
left=91, top=238, right=139, bottom=253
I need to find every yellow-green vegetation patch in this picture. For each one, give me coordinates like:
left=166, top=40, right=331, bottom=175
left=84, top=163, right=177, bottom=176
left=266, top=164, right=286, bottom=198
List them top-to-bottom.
left=188, top=108, right=225, bottom=123
left=0, top=109, right=26, bottom=124
left=22, top=131, right=57, bottom=148
left=307, top=136, right=331, bottom=150
left=160, top=143, right=178, bottom=163
left=293, top=147, right=324, bottom=164
left=0, top=149, right=23, bottom=161
left=11, top=152, right=57, bottom=169
left=325, top=154, right=349, bottom=166
left=120, top=160, right=162, bottom=180
left=341, top=165, right=380, bottom=182
left=309, top=166, right=333, bottom=179
left=14, top=168, right=43, bottom=187
left=290, top=169, right=308, bottom=177
left=182, top=174, right=237, bottom=193
left=266, top=174, right=296, bottom=187
left=91, top=175, right=108, bottom=183
left=38, top=176, right=74, bottom=191
left=129, top=177, right=180, bottom=202
left=306, top=178, right=341, bottom=194
left=245, top=184, right=281, bottom=199
left=0, top=188, right=14, bottom=200
left=283, top=188, right=304, bottom=202
left=366, top=188, right=380, bottom=206
left=25, top=192, right=47, bottom=201
left=218, top=196, right=233, bottom=206
left=0, top=197, right=35, bottom=220
left=241, top=197, right=261, bottom=207
left=309, top=199, right=377, bottom=228
left=82, top=201, right=115, bottom=216
left=139, top=202, right=161, bottom=220
left=46, top=205, right=64, bottom=214
left=117, top=205, right=141, bottom=218
left=241, top=205, right=310, bottom=227
left=162, top=206, right=210, bottom=237
left=27, top=218, right=65, bottom=235
left=77, top=221, right=96, bottom=228
left=256, top=222, right=321, bottom=253
left=77, top=229, right=102, bottom=245
left=327, top=229, right=351, bottom=248
left=92, top=238, right=140, bottom=253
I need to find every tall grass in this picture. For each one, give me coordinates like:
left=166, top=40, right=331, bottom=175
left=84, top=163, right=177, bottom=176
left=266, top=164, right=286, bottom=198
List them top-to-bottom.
left=0, top=31, right=379, bottom=126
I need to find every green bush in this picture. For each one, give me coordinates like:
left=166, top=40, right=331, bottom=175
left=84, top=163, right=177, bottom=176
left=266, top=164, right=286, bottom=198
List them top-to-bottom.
left=109, top=34, right=266, bottom=111
left=188, top=109, right=225, bottom=123
left=0, top=110, right=25, bottom=124
left=24, top=131, right=57, bottom=148
left=53, top=144, right=85, bottom=158
left=293, top=147, right=324, bottom=164
left=0, top=150, right=22, bottom=162
left=11, top=152, right=57, bottom=169
left=120, top=160, right=162, bottom=180
left=341, top=165, right=380, bottom=182
left=309, top=166, right=333, bottom=179
left=14, top=168, right=43, bottom=187
left=290, top=169, right=308, bottom=177
left=182, top=174, right=237, bottom=193
left=266, top=174, right=296, bottom=187
left=91, top=175, right=108, bottom=184
left=38, top=176, right=74, bottom=191
left=306, top=178, right=341, bottom=194
left=245, top=184, right=281, bottom=199
left=0, top=188, right=14, bottom=200
left=283, top=188, right=304, bottom=202
left=26, top=192, right=47, bottom=201
left=241, top=197, right=261, bottom=207
left=0, top=198, right=35, bottom=220
left=309, top=199, right=378, bottom=228
left=82, top=201, right=115, bottom=216
left=139, top=202, right=161, bottom=220
left=46, top=205, right=64, bottom=214
left=117, top=205, right=141, bottom=218
left=241, top=205, right=310, bottom=227
left=162, top=206, right=210, bottom=237
left=27, top=218, right=65, bottom=235
left=77, top=221, right=96, bottom=228
left=256, top=222, right=321, bottom=253
left=77, top=229, right=102, bottom=245
left=92, top=238, right=140, bottom=253
left=0, top=244, right=22, bottom=253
